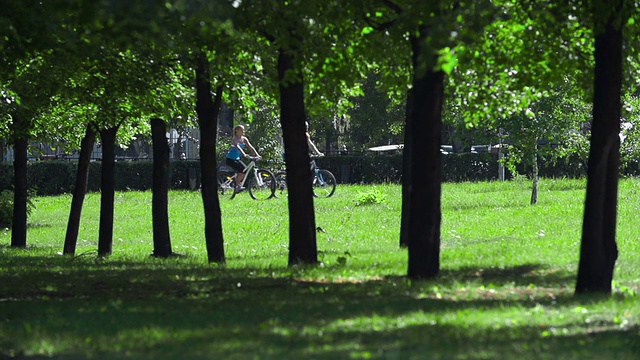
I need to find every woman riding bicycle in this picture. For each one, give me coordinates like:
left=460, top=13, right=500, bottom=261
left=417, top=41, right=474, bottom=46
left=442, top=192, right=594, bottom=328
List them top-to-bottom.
left=305, top=121, right=324, bottom=157
left=226, top=125, right=261, bottom=192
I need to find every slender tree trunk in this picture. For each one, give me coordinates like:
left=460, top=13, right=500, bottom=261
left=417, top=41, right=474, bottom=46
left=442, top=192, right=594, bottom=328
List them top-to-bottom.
left=575, top=6, right=622, bottom=294
left=407, top=29, right=445, bottom=280
left=278, top=42, right=318, bottom=267
left=195, top=52, right=225, bottom=264
left=399, top=87, right=414, bottom=248
left=151, top=118, right=173, bottom=258
left=63, top=124, right=97, bottom=255
left=98, top=126, right=118, bottom=257
left=10, top=133, right=28, bottom=248
left=531, top=146, right=539, bottom=205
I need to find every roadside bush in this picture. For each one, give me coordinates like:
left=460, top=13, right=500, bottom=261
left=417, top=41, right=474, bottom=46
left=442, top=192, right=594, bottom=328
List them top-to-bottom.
left=318, top=152, right=499, bottom=183
left=1, top=153, right=640, bottom=196
left=28, top=160, right=76, bottom=195
left=113, top=161, right=154, bottom=191
left=355, top=187, right=387, bottom=206
left=0, top=190, right=35, bottom=228
left=0, top=190, right=12, bottom=228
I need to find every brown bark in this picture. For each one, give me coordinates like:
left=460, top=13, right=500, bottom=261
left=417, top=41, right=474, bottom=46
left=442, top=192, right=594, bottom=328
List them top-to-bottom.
left=575, top=7, right=622, bottom=294
left=407, top=29, right=445, bottom=280
left=278, top=39, right=318, bottom=266
left=195, top=52, right=225, bottom=264
left=399, top=84, right=414, bottom=248
left=151, top=118, right=173, bottom=258
left=63, top=124, right=97, bottom=255
left=97, top=126, right=118, bottom=257
left=10, top=133, right=28, bottom=248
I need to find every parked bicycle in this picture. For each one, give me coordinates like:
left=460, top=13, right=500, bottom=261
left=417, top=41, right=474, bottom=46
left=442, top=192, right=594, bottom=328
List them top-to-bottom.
left=274, top=155, right=336, bottom=198
left=217, top=157, right=276, bottom=200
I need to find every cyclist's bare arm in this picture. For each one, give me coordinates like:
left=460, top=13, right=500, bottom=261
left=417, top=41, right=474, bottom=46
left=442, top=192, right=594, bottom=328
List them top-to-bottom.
left=306, top=133, right=323, bottom=156
left=244, top=138, right=261, bottom=158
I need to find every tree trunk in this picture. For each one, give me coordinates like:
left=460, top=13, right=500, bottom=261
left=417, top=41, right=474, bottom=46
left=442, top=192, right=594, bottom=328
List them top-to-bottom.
left=575, top=6, right=622, bottom=294
left=407, top=30, right=445, bottom=280
left=278, top=44, right=318, bottom=267
left=195, top=52, right=225, bottom=264
left=399, top=87, right=414, bottom=248
left=219, top=102, right=234, bottom=135
left=151, top=118, right=173, bottom=258
left=63, top=124, right=97, bottom=255
left=97, top=126, right=119, bottom=257
left=10, top=134, right=28, bottom=248
left=530, top=146, right=539, bottom=205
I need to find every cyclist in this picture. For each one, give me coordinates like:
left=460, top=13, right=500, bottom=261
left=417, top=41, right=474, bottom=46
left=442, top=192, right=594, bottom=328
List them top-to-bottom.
left=305, top=121, right=324, bottom=157
left=226, top=125, right=261, bottom=192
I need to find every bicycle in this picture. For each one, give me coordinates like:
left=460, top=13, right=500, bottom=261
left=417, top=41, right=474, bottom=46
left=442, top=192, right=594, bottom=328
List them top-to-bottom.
left=274, top=155, right=337, bottom=198
left=217, top=157, right=276, bottom=200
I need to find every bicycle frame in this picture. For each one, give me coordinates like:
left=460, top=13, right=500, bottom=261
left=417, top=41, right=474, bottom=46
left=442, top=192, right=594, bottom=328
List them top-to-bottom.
left=274, top=155, right=336, bottom=198
left=237, top=160, right=256, bottom=188
left=218, top=161, right=255, bottom=189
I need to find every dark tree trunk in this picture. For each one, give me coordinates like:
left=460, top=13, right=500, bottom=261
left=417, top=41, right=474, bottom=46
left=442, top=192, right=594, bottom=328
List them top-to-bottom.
left=575, top=7, right=622, bottom=294
left=407, top=30, right=445, bottom=280
left=278, top=43, right=318, bottom=267
left=195, top=52, right=225, bottom=264
left=399, top=86, right=414, bottom=248
left=151, top=118, right=173, bottom=258
left=63, top=124, right=97, bottom=255
left=98, top=126, right=119, bottom=257
left=10, top=134, right=28, bottom=248
left=531, top=146, right=539, bottom=205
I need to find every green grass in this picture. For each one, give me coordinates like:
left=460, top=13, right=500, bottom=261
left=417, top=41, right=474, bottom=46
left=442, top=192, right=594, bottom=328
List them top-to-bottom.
left=1, top=178, right=639, bottom=359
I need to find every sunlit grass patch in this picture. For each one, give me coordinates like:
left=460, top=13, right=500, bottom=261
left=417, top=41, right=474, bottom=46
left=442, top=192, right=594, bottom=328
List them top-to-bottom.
left=1, top=178, right=639, bottom=359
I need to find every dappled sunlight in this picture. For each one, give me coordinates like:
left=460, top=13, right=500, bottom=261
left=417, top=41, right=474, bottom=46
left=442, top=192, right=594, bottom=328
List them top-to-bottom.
left=2, top=181, right=640, bottom=358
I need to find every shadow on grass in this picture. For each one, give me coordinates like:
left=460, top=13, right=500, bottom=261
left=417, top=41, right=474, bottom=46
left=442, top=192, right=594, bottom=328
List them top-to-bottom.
left=443, top=201, right=531, bottom=212
left=25, top=223, right=54, bottom=230
left=1, top=254, right=638, bottom=359
left=441, top=263, right=575, bottom=288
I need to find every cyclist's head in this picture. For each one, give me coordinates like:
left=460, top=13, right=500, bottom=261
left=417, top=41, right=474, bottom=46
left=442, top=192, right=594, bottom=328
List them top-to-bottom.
left=233, top=125, right=245, bottom=136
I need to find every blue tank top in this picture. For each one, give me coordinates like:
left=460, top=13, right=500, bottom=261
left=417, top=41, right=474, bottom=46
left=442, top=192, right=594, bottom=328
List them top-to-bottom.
left=226, top=143, right=245, bottom=160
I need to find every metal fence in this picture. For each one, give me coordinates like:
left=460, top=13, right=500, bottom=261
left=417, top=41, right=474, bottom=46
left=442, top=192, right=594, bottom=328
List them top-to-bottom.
left=1, top=127, right=203, bottom=162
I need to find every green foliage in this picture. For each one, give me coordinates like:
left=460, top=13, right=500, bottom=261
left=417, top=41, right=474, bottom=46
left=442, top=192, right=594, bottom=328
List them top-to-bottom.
left=346, top=74, right=405, bottom=152
left=497, top=82, right=592, bottom=178
left=619, top=93, right=640, bottom=170
left=240, top=99, right=283, bottom=162
left=26, top=161, right=77, bottom=196
left=355, top=187, right=386, bottom=206
left=0, top=189, right=35, bottom=228
left=0, top=190, right=13, bottom=228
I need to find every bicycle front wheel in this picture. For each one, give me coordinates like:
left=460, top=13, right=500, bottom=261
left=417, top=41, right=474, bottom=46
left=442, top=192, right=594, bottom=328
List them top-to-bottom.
left=248, top=169, right=276, bottom=200
left=313, top=169, right=336, bottom=198
left=217, top=171, right=236, bottom=199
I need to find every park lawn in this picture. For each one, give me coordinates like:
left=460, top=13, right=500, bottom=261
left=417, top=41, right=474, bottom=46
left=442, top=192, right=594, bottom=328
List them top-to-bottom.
left=0, top=178, right=638, bottom=359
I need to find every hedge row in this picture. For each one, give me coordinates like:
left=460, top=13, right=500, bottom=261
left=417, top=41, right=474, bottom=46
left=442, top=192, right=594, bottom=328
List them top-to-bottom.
left=1, top=152, right=636, bottom=196
left=0, top=160, right=204, bottom=196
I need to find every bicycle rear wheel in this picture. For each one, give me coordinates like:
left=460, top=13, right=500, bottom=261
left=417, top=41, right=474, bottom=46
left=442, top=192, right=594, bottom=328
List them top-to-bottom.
left=248, top=169, right=276, bottom=200
left=313, top=169, right=336, bottom=198
left=217, top=171, right=236, bottom=199
left=274, top=171, right=288, bottom=198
